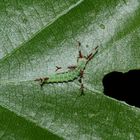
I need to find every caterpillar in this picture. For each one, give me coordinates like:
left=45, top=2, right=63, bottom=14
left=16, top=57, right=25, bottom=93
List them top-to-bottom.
left=35, top=42, right=99, bottom=95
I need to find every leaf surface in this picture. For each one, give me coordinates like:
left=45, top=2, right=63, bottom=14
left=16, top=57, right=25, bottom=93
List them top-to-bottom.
left=0, top=0, right=140, bottom=139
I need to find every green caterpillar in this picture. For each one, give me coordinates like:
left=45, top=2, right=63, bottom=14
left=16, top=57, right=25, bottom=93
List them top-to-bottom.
left=35, top=42, right=99, bottom=95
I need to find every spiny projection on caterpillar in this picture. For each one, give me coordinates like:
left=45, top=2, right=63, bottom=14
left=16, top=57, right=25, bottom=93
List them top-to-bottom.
left=35, top=42, right=99, bottom=95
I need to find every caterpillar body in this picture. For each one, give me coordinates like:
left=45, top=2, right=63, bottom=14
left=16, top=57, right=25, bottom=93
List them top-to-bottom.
left=35, top=42, right=99, bottom=95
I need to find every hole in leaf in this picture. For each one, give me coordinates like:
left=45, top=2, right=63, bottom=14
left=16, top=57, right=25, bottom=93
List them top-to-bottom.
left=102, top=70, right=140, bottom=107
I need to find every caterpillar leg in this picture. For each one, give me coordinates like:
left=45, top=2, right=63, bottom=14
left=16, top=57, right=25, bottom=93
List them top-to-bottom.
left=77, top=41, right=84, bottom=62
left=86, top=46, right=99, bottom=62
left=67, top=65, right=77, bottom=70
left=55, top=66, right=62, bottom=71
left=79, top=70, right=85, bottom=96
left=35, top=77, right=49, bottom=89
left=79, top=78, right=84, bottom=96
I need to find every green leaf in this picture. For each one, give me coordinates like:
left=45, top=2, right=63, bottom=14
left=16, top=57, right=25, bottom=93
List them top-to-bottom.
left=0, top=0, right=140, bottom=139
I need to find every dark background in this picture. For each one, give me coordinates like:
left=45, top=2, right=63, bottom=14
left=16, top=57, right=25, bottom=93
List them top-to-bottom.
left=103, top=70, right=140, bottom=107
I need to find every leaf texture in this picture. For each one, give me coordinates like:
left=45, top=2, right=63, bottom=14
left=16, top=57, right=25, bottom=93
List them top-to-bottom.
left=0, top=0, right=140, bottom=139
